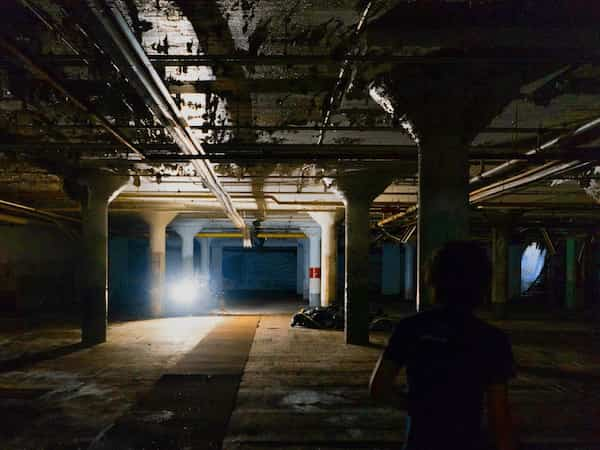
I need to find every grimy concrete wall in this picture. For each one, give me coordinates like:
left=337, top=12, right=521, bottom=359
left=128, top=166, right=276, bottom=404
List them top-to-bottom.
left=0, top=224, right=79, bottom=313
left=223, top=247, right=297, bottom=291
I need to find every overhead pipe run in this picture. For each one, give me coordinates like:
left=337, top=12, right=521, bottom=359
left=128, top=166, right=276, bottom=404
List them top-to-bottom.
left=86, top=0, right=251, bottom=247
left=378, top=115, right=600, bottom=227
left=470, top=115, right=600, bottom=186
left=0, top=199, right=80, bottom=224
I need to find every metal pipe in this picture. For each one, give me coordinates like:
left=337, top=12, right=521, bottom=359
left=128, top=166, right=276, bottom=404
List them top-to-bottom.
left=86, top=0, right=249, bottom=244
left=317, top=1, right=373, bottom=145
left=0, top=37, right=144, bottom=158
left=470, top=116, right=600, bottom=185
left=378, top=118, right=600, bottom=227
left=470, top=161, right=590, bottom=203
left=0, top=199, right=80, bottom=224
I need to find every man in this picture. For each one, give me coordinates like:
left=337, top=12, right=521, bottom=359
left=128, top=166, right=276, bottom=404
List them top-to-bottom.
left=370, top=241, right=517, bottom=450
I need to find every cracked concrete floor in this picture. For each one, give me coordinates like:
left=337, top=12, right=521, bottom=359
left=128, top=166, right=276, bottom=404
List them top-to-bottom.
left=0, top=313, right=599, bottom=449
left=226, top=315, right=600, bottom=450
left=0, top=317, right=221, bottom=449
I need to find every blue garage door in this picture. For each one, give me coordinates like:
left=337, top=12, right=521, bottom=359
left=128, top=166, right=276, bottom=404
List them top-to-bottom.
left=223, top=247, right=297, bottom=291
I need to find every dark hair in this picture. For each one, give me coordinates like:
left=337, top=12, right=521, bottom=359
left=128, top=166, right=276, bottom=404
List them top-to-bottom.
left=429, top=241, right=491, bottom=309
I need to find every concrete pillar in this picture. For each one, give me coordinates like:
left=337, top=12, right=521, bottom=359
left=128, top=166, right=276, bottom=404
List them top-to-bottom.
left=417, top=141, right=470, bottom=310
left=336, top=171, right=393, bottom=345
left=79, top=173, right=129, bottom=345
left=343, top=195, right=371, bottom=344
left=309, top=210, right=343, bottom=306
left=141, top=212, right=177, bottom=317
left=172, top=223, right=201, bottom=280
left=492, top=224, right=510, bottom=319
left=304, top=228, right=321, bottom=307
left=108, top=237, right=129, bottom=304
left=199, top=237, right=210, bottom=284
left=565, top=237, right=578, bottom=310
left=303, top=239, right=309, bottom=300
left=211, top=241, right=224, bottom=292
left=296, top=241, right=304, bottom=297
left=381, top=242, right=402, bottom=296
left=404, top=242, right=416, bottom=301
left=508, top=244, right=522, bottom=299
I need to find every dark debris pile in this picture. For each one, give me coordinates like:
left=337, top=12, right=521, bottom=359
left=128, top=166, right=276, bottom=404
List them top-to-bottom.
left=290, top=305, right=397, bottom=332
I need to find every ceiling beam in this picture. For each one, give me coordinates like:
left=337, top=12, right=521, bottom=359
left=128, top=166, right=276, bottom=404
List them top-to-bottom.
left=85, top=0, right=250, bottom=244
left=0, top=37, right=144, bottom=159
left=26, top=53, right=600, bottom=67
left=149, top=54, right=600, bottom=66
left=168, top=78, right=337, bottom=94
left=7, top=124, right=569, bottom=134
left=5, top=143, right=600, bottom=162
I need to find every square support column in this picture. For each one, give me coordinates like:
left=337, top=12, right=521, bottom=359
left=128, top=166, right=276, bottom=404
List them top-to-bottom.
left=417, top=141, right=470, bottom=310
left=335, top=169, right=394, bottom=345
left=79, top=173, right=129, bottom=345
left=309, top=210, right=343, bottom=306
left=141, top=211, right=177, bottom=317
left=172, top=220, right=208, bottom=280
left=492, top=224, right=510, bottom=319
left=303, top=228, right=321, bottom=307
left=199, top=237, right=211, bottom=285
left=565, top=237, right=579, bottom=311
left=296, top=241, right=305, bottom=297
left=381, top=242, right=402, bottom=296
left=404, top=242, right=416, bottom=301
left=508, top=244, right=522, bottom=300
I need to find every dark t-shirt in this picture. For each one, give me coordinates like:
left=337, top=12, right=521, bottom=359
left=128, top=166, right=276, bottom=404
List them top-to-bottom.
left=383, top=307, right=515, bottom=450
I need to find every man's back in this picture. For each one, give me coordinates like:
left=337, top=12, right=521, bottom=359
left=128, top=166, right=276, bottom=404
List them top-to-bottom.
left=383, top=307, right=515, bottom=450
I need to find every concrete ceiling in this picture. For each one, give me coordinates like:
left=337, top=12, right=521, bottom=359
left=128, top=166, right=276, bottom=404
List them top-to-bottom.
left=1, top=0, right=600, bottom=236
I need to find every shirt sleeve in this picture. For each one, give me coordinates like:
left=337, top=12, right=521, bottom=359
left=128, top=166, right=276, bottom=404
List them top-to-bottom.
left=382, top=322, right=414, bottom=367
left=487, top=331, right=516, bottom=385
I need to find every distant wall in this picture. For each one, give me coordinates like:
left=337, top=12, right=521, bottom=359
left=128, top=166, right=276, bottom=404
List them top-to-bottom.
left=0, top=224, right=79, bottom=313
left=222, top=246, right=297, bottom=291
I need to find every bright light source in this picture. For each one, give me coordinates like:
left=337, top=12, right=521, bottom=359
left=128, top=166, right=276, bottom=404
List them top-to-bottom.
left=521, top=243, right=547, bottom=293
left=168, top=278, right=200, bottom=304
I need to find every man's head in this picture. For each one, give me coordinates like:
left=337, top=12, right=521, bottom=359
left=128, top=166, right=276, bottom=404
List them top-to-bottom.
left=429, top=240, right=492, bottom=309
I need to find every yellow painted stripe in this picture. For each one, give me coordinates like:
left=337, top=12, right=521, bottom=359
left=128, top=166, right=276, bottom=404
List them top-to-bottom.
left=195, top=232, right=305, bottom=239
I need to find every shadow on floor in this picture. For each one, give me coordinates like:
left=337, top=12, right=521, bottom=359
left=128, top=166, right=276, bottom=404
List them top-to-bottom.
left=0, top=341, right=89, bottom=373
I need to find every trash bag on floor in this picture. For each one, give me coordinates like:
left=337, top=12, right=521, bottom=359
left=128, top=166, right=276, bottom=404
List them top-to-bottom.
left=290, top=305, right=344, bottom=329
left=291, top=305, right=398, bottom=331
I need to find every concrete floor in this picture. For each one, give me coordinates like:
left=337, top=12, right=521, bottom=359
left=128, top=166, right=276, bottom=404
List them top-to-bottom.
left=0, top=306, right=598, bottom=449
left=0, top=317, right=221, bottom=449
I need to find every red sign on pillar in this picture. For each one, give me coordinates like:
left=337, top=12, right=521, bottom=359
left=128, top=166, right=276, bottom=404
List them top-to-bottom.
left=309, top=267, right=321, bottom=279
